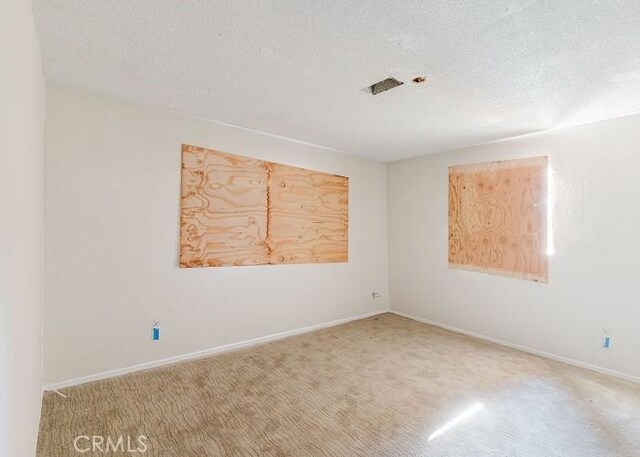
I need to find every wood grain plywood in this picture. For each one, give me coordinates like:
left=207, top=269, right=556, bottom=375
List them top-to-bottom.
left=180, top=145, right=348, bottom=267
left=180, top=145, right=269, bottom=267
left=448, top=156, right=548, bottom=282
left=269, top=163, right=348, bottom=264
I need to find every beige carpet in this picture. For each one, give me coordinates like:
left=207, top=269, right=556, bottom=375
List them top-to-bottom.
left=38, top=313, right=640, bottom=456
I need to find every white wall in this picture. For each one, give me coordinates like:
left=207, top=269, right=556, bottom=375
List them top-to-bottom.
left=0, top=0, right=45, bottom=455
left=44, top=82, right=389, bottom=385
left=388, top=113, right=640, bottom=381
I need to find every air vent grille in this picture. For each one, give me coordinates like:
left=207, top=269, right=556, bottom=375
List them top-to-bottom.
left=369, top=77, right=404, bottom=95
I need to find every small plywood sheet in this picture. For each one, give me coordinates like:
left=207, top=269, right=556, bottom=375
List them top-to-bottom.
left=180, top=144, right=348, bottom=267
left=448, top=156, right=548, bottom=282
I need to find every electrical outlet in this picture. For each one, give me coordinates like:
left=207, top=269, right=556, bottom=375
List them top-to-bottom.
left=371, top=292, right=382, bottom=300
left=602, top=335, right=611, bottom=348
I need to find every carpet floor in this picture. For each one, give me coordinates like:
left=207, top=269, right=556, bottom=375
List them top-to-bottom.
left=37, top=313, right=640, bottom=456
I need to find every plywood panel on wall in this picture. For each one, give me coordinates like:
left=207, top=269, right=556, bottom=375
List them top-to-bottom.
left=180, top=144, right=348, bottom=267
left=180, top=146, right=270, bottom=267
left=448, top=156, right=548, bottom=282
left=269, top=163, right=348, bottom=264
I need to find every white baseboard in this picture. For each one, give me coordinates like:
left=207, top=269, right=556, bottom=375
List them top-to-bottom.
left=44, top=309, right=389, bottom=391
left=391, top=310, right=640, bottom=385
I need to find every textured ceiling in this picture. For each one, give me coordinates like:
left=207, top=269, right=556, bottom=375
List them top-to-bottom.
left=34, top=0, right=640, bottom=162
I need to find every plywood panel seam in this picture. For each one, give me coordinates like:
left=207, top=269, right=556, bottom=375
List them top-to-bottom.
left=265, top=162, right=273, bottom=263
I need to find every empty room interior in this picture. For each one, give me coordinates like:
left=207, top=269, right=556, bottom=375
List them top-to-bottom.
left=3, top=1, right=640, bottom=456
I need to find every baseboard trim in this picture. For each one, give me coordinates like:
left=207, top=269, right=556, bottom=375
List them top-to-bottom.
left=44, top=309, right=389, bottom=391
left=391, top=310, right=640, bottom=384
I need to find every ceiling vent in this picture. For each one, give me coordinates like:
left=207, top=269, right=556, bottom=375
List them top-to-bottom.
left=369, top=77, right=404, bottom=95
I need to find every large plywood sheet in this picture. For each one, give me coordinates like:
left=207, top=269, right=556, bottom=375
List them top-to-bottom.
left=180, top=144, right=348, bottom=267
left=180, top=146, right=269, bottom=267
left=448, top=156, right=548, bottom=282
left=269, top=163, right=348, bottom=264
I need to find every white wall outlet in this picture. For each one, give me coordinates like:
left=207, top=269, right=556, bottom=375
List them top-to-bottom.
left=371, top=292, right=382, bottom=300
